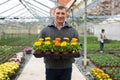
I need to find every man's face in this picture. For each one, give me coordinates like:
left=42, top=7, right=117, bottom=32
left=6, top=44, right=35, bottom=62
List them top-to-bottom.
left=54, top=8, right=67, bottom=24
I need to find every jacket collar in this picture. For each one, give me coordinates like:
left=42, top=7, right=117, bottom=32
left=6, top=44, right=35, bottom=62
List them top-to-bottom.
left=48, top=21, right=72, bottom=28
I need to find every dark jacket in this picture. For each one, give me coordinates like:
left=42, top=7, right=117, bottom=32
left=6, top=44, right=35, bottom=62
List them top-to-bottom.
left=38, top=22, right=80, bottom=69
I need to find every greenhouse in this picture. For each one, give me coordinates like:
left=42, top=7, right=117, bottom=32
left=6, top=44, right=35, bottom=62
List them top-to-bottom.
left=0, top=0, right=120, bottom=80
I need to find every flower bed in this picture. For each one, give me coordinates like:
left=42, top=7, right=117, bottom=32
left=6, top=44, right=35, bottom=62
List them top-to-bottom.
left=33, top=37, right=81, bottom=58
left=0, top=45, right=23, bottom=64
left=0, top=52, right=25, bottom=80
left=88, top=53, right=120, bottom=79
left=88, top=54, right=120, bottom=68
left=0, top=62, right=20, bottom=80
left=102, top=67, right=120, bottom=80
left=90, top=68, right=112, bottom=80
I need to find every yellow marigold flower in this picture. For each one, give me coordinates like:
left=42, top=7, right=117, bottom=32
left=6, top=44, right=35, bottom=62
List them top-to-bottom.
left=45, top=37, right=51, bottom=41
left=63, top=37, right=69, bottom=41
left=39, top=38, right=44, bottom=41
left=34, top=41, right=42, bottom=46
left=45, top=41, right=51, bottom=45
left=61, top=41, right=67, bottom=46
left=71, top=42, right=77, bottom=45
left=104, top=74, right=110, bottom=78
left=97, top=75, right=101, bottom=78
left=108, top=78, right=112, bottom=80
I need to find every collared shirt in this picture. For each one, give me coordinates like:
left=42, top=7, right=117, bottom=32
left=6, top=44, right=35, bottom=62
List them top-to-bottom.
left=54, top=21, right=65, bottom=30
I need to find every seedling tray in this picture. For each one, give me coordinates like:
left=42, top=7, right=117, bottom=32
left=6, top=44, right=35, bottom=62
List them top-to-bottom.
left=33, top=52, right=80, bottom=59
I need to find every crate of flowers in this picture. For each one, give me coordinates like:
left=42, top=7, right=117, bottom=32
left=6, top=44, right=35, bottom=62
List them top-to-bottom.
left=33, top=37, right=81, bottom=58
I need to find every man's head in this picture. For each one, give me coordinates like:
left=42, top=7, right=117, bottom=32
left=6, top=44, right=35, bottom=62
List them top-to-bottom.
left=54, top=6, right=67, bottom=25
left=101, top=29, right=105, bottom=33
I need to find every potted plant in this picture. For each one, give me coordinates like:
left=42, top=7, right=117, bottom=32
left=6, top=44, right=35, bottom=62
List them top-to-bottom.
left=52, top=37, right=61, bottom=54
left=33, top=38, right=44, bottom=54
left=69, top=38, right=81, bottom=54
left=23, top=47, right=33, bottom=54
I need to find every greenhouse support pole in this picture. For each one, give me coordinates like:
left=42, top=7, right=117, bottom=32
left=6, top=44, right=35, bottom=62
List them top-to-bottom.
left=83, top=0, right=88, bottom=71
left=71, top=8, right=74, bottom=26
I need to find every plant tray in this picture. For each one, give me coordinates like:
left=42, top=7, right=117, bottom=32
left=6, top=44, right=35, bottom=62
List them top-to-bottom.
left=33, top=52, right=80, bottom=59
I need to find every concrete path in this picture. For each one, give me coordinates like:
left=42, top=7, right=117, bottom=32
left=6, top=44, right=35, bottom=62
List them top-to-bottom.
left=17, top=56, right=86, bottom=80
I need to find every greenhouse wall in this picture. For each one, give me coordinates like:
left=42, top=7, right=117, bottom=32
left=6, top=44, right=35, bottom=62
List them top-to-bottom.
left=93, top=22, right=120, bottom=40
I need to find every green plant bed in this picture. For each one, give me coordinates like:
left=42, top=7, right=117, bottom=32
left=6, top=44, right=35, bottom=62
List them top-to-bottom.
left=0, top=34, right=37, bottom=46
left=0, top=34, right=38, bottom=64
left=76, top=36, right=120, bottom=80
left=80, top=36, right=120, bottom=51
left=0, top=45, right=23, bottom=64
left=113, top=52, right=120, bottom=57
left=0, top=53, right=15, bottom=63
left=87, top=53, right=120, bottom=80
left=88, top=53, right=120, bottom=68
left=0, top=54, right=6, bottom=62
left=1, top=56, right=8, bottom=63
left=102, top=67, right=120, bottom=80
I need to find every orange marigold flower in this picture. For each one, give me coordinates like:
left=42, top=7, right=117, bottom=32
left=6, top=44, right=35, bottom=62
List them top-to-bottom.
left=55, top=37, right=61, bottom=41
left=71, top=38, right=78, bottom=42
left=53, top=40, right=60, bottom=43
left=55, top=42, right=61, bottom=46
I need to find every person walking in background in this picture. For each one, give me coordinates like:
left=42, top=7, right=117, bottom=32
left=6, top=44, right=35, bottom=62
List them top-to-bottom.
left=38, top=6, right=80, bottom=80
left=98, top=29, right=106, bottom=53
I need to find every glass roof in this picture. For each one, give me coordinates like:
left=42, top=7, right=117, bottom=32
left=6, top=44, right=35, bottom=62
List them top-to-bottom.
left=0, top=0, right=55, bottom=18
left=0, top=0, right=119, bottom=21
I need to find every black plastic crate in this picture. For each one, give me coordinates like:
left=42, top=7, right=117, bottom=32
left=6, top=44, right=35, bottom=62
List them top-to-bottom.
left=33, top=52, right=80, bottom=59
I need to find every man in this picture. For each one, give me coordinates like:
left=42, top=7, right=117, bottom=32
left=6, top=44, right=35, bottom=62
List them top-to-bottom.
left=38, top=5, right=80, bottom=80
left=98, top=29, right=106, bottom=53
